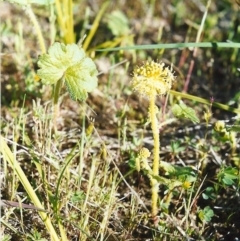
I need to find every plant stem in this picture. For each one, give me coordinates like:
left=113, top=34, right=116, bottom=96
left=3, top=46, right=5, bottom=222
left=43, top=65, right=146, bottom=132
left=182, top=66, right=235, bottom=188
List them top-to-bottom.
left=53, top=76, right=64, bottom=132
left=169, top=90, right=240, bottom=115
left=149, top=94, right=160, bottom=218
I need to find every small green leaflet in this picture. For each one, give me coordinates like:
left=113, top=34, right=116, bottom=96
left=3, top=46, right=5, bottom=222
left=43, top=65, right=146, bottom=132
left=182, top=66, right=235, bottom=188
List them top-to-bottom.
left=5, top=0, right=54, bottom=5
left=106, top=10, right=130, bottom=36
left=37, top=42, right=98, bottom=101
left=172, top=101, right=200, bottom=124
left=226, top=125, right=240, bottom=132
left=217, top=166, right=239, bottom=186
left=202, top=187, right=217, bottom=200
left=198, top=206, right=214, bottom=223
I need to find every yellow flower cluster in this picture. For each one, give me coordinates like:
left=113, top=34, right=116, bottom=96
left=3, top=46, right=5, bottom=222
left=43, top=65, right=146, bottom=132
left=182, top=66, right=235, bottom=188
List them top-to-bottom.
left=132, top=61, right=175, bottom=98
left=139, top=147, right=151, bottom=159
left=135, top=148, right=151, bottom=172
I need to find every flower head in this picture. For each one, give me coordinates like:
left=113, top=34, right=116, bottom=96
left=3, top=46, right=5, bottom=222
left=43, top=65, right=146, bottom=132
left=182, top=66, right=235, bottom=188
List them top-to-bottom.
left=131, top=60, right=175, bottom=98
left=139, top=147, right=151, bottom=159
left=182, top=181, right=192, bottom=190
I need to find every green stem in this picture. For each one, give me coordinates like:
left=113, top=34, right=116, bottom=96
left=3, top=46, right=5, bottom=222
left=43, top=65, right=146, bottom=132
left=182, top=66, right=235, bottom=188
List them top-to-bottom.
left=53, top=77, right=64, bottom=131
left=170, top=90, right=240, bottom=115
left=149, top=94, right=160, bottom=218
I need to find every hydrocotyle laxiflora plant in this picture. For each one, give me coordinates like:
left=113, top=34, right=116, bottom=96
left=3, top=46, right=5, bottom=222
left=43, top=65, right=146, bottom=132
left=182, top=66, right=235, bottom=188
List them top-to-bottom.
left=37, top=42, right=98, bottom=129
left=131, top=60, right=175, bottom=219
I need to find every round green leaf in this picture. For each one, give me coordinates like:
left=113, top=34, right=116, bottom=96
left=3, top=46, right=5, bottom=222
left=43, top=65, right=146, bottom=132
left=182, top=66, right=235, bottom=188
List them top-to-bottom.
left=37, top=42, right=98, bottom=101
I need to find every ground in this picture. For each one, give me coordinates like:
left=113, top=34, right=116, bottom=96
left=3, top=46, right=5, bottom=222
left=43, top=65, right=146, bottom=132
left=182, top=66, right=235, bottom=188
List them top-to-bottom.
left=1, top=1, right=240, bottom=240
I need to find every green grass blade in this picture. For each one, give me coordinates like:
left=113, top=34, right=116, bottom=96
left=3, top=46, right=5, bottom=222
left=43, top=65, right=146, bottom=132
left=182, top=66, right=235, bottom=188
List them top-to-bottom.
left=96, top=42, right=240, bottom=52
left=170, top=90, right=240, bottom=115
